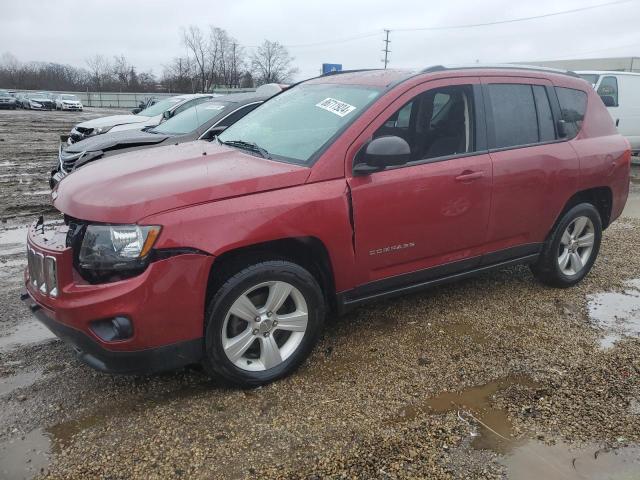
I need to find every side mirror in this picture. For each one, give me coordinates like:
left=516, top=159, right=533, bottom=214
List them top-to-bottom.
left=600, top=95, right=617, bottom=107
left=131, top=108, right=141, bottom=114
left=162, top=110, right=172, bottom=120
left=557, top=119, right=568, bottom=138
left=202, top=125, right=228, bottom=141
left=353, top=136, right=411, bottom=175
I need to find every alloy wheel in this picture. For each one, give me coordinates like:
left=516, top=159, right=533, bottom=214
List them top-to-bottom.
left=557, top=216, right=595, bottom=276
left=221, top=281, right=308, bottom=371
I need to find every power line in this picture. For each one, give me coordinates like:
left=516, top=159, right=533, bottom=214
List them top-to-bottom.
left=246, top=0, right=633, bottom=50
left=393, top=0, right=633, bottom=31
left=382, top=30, right=391, bottom=69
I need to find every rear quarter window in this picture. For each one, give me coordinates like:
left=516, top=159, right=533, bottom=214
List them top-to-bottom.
left=555, top=87, right=587, bottom=139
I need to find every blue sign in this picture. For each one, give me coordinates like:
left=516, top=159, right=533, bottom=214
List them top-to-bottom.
left=322, top=63, right=343, bottom=74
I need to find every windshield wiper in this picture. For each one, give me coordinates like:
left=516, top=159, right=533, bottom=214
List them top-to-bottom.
left=219, top=139, right=271, bottom=159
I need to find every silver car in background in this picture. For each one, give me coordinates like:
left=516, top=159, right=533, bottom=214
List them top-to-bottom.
left=66, top=93, right=218, bottom=144
left=55, top=94, right=83, bottom=111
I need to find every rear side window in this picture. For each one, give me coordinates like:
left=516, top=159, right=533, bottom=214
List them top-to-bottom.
left=597, top=76, right=618, bottom=105
left=487, top=84, right=538, bottom=149
left=532, top=86, right=556, bottom=142
left=555, top=87, right=587, bottom=139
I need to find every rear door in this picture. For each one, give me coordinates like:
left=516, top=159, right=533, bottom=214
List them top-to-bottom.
left=347, top=77, right=493, bottom=289
left=481, top=77, right=579, bottom=256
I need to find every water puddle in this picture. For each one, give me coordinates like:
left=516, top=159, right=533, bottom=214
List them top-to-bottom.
left=623, top=191, right=640, bottom=219
left=0, top=226, right=27, bottom=256
left=587, top=279, right=640, bottom=349
left=0, top=319, right=57, bottom=354
left=0, top=370, right=44, bottom=396
left=395, top=375, right=537, bottom=453
left=396, top=376, right=640, bottom=477
left=0, top=429, right=50, bottom=479
left=502, top=440, right=640, bottom=479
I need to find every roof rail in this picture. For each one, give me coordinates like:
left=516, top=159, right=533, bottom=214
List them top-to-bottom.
left=419, top=64, right=581, bottom=78
left=320, top=68, right=378, bottom=77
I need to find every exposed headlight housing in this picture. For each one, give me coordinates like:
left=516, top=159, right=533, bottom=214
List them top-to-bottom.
left=95, top=125, right=114, bottom=134
left=77, top=225, right=161, bottom=282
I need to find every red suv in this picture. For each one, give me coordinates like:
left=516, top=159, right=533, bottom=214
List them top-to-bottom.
left=22, top=66, right=630, bottom=386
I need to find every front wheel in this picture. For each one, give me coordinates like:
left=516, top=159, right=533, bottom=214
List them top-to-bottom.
left=531, top=203, right=602, bottom=288
left=203, top=260, right=325, bottom=386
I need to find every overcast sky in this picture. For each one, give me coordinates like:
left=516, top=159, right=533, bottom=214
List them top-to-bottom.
left=2, top=0, right=639, bottom=80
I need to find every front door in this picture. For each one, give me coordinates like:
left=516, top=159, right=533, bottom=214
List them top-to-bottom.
left=347, top=78, right=493, bottom=291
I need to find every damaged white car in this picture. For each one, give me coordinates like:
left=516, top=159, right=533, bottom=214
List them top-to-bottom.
left=65, top=94, right=217, bottom=144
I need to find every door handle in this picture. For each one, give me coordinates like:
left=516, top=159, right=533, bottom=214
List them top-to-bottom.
left=455, top=170, right=484, bottom=182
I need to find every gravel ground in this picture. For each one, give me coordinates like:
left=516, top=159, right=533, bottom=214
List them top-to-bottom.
left=0, top=110, right=639, bottom=479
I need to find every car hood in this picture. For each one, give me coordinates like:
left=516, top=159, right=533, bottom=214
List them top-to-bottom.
left=75, top=115, right=152, bottom=130
left=64, top=129, right=170, bottom=153
left=54, top=141, right=311, bottom=223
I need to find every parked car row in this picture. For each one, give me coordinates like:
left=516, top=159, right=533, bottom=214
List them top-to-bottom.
left=22, top=66, right=631, bottom=388
left=9, top=91, right=84, bottom=110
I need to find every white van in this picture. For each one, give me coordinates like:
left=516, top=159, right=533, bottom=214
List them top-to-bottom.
left=576, top=71, right=640, bottom=152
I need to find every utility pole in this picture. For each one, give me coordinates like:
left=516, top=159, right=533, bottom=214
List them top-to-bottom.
left=382, top=29, right=391, bottom=69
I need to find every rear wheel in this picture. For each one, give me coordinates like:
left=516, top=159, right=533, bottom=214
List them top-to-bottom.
left=531, top=203, right=602, bottom=287
left=202, top=260, right=325, bottom=386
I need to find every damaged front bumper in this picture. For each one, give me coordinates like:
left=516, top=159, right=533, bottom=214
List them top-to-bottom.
left=21, top=219, right=212, bottom=375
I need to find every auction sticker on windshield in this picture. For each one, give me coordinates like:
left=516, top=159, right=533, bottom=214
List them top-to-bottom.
left=315, top=98, right=356, bottom=117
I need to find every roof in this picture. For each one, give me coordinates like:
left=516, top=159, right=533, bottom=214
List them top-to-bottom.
left=306, top=63, right=582, bottom=88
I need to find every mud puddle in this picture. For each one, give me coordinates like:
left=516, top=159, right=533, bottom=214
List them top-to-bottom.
left=588, top=279, right=640, bottom=348
left=0, top=319, right=57, bottom=353
left=0, top=375, right=214, bottom=479
left=395, top=375, right=536, bottom=453
left=396, top=376, right=640, bottom=477
left=501, top=440, right=640, bottom=479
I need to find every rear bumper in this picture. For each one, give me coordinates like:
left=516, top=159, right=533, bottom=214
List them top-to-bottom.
left=21, top=291, right=203, bottom=374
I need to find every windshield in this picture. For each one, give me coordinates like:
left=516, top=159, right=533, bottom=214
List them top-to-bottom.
left=578, top=74, right=600, bottom=86
left=218, top=84, right=381, bottom=164
left=61, top=94, right=78, bottom=100
left=138, top=96, right=184, bottom=117
left=151, top=101, right=230, bottom=135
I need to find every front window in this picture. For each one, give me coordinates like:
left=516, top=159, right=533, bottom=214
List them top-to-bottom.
left=218, top=84, right=382, bottom=165
left=61, top=94, right=78, bottom=101
left=138, top=97, right=184, bottom=117
left=151, top=102, right=230, bottom=135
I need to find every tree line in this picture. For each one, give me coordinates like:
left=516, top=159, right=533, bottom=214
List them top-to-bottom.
left=0, top=25, right=298, bottom=93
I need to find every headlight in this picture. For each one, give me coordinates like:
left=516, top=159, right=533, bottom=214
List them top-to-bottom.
left=30, top=101, right=42, bottom=107
left=95, top=125, right=114, bottom=134
left=78, top=225, right=161, bottom=277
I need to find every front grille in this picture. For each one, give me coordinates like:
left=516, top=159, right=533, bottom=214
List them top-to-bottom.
left=27, top=245, right=58, bottom=297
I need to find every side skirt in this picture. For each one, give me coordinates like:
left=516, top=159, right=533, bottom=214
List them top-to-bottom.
left=336, top=251, right=540, bottom=314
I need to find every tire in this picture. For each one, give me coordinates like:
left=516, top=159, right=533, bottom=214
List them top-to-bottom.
left=531, top=203, right=602, bottom=288
left=202, top=260, right=325, bottom=386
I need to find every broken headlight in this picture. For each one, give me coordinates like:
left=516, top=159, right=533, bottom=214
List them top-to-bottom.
left=95, top=125, right=114, bottom=135
left=78, top=225, right=161, bottom=280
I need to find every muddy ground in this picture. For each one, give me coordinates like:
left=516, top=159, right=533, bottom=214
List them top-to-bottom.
left=1, top=109, right=640, bottom=479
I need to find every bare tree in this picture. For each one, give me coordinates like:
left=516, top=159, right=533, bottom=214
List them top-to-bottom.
left=182, top=25, right=210, bottom=92
left=251, top=40, right=297, bottom=85
left=85, top=54, right=112, bottom=90
left=161, top=56, right=195, bottom=93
